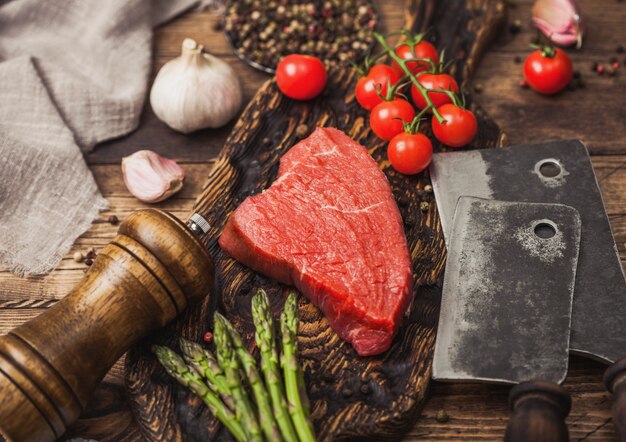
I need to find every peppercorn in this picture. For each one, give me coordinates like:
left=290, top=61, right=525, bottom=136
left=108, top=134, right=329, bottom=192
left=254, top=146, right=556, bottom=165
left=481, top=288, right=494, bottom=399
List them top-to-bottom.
left=509, top=19, right=522, bottom=34
left=617, top=45, right=625, bottom=54
left=514, top=55, right=522, bottom=64
left=597, top=64, right=605, bottom=74
left=519, top=79, right=529, bottom=88
left=473, top=83, right=483, bottom=94
left=295, top=124, right=309, bottom=137
left=424, top=184, right=433, bottom=193
left=420, top=201, right=429, bottom=212
left=108, top=214, right=119, bottom=225
left=73, top=251, right=84, bottom=263
left=84, top=258, right=93, bottom=266
left=203, top=331, right=213, bottom=343
left=435, top=410, right=450, bottom=423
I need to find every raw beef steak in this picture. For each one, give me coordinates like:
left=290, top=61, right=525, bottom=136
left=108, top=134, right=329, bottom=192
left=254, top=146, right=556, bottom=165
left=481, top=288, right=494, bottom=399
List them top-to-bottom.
left=219, top=127, right=413, bottom=356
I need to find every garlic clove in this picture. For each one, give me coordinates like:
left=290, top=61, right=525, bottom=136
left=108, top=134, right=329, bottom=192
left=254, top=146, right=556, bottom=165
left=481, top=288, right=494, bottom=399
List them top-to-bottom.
left=532, top=0, right=584, bottom=48
left=121, top=150, right=185, bottom=203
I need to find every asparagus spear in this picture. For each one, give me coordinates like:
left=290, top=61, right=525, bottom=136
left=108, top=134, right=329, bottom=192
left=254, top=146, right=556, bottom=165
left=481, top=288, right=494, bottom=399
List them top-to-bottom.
left=253, top=289, right=299, bottom=442
left=280, top=292, right=316, bottom=442
left=217, top=312, right=283, bottom=442
left=214, top=313, right=263, bottom=442
left=179, top=338, right=236, bottom=411
left=152, top=345, right=246, bottom=442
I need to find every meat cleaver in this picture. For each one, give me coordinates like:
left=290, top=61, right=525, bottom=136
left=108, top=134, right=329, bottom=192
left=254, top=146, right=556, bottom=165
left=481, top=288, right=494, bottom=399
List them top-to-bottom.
left=430, top=140, right=626, bottom=365
left=430, top=141, right=626, bottom=438
left=433, top=196, right=581, bottom=441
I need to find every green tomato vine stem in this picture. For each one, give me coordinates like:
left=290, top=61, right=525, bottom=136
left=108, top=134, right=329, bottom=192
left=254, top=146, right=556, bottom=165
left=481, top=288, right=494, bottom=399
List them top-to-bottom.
left=373, top=32, right=446, bottom=124
left=424, top=87, right=463, bottom=107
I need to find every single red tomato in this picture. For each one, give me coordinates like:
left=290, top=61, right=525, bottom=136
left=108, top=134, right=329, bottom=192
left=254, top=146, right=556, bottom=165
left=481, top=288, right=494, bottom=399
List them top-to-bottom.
left=391, top=41, right=439, bottom=76
left=523, top=47, right=573, bottom=95
left=276, top=54, right=327, bottom=100
left=355, top=64, right=402, bottom=110
left=411, top=73, right=459, bottom=110
left=370, top=99, right=416, bottom=141
left=431, top=104, right=478, bottom=147
left=388, top=132, right=433, bottom=175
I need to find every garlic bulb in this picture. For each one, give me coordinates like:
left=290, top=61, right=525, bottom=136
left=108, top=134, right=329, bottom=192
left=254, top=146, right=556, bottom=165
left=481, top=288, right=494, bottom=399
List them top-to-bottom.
left=532, top=0, right=584, bottom=48
left=150, top=38, right=243, bottom=133
left=122, top=150, right=185, bottom=203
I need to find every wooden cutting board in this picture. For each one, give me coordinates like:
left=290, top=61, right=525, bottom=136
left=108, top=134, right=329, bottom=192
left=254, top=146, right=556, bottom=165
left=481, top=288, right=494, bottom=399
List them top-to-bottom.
left=125, top=1, right=506, bottom=440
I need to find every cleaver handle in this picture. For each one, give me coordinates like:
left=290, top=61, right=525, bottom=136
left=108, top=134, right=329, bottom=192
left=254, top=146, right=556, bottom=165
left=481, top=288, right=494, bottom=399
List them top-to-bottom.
left=604, top=357, right=626, bottom=441
left=505, top=380, right=571, bottom=442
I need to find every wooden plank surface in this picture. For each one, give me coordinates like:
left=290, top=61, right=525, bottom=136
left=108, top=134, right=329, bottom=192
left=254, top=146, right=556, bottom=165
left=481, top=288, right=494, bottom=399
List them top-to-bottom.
left=0, top=0, right=624, bottom=440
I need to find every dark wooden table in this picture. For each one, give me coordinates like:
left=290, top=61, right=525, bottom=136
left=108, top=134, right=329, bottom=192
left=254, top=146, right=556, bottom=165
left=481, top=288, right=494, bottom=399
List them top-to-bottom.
left=0, top=0, right=623, bottom=440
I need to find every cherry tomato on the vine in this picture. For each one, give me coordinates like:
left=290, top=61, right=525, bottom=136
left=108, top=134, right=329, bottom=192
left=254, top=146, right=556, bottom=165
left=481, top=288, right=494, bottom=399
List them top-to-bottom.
left=391, top=41, right=439, bottom=76
left=523, top=47, right=573, bottom=95
left=276, top=54, right=327, bottom=100
left=355, top=64, right=402, bottom=111
left=410, top=73, right=459, bottom=110
left=370, top=98, right=416, bottom=141
left=431, top=104, right=477, bottom=148
left=388, top=132, right=433, bottom=175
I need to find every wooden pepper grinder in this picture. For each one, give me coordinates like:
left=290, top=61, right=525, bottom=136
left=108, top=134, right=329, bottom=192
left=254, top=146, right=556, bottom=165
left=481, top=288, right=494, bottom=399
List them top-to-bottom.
left=0, top=209, right=214, bottom=442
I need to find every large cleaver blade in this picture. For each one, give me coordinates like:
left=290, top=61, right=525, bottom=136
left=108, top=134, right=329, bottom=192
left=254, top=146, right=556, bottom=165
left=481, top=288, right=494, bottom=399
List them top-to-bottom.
left=430, top=140, right=626, bottom=364
left=433, top=197, right=581, bottom=385
left=433, top=197, right=582, bottom=441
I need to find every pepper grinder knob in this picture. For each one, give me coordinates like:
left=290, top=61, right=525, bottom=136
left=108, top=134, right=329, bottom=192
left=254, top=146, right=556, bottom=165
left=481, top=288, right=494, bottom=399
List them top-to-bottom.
left=0, top=209, right=214, bottom=442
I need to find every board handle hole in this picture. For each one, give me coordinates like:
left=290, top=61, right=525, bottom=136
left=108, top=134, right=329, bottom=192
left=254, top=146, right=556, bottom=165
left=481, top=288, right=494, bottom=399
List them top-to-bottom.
left=538, top=160, right=562, bottom=178
left=534, top=222, right=557, bottom=239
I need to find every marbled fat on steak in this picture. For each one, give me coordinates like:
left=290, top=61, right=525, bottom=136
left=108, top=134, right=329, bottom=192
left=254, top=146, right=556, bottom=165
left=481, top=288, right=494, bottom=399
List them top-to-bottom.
left=219, top=127, right=413, bottom=356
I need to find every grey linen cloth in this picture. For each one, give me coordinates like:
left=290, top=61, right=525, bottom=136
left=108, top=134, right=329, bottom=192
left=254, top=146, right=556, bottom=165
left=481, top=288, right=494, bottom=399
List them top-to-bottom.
left=0, top=0, right=214, bottom=275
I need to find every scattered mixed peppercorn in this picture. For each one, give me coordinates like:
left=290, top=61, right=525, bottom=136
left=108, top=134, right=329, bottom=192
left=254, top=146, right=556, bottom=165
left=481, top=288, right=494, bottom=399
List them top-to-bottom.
left=224, top=0, right=378, bottom=72
left=72, top=247, right=97, bottom=266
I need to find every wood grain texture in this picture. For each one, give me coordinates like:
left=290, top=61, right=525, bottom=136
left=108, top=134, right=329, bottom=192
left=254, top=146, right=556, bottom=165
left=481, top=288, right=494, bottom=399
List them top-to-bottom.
left=0, top=0, right=624, bottom=440
left=124, top=1, right=506, bottom=440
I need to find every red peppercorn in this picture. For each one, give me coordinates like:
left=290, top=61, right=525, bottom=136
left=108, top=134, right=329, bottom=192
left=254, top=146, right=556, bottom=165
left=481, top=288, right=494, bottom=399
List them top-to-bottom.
left=613, top=61, right=620, bottom=69
left=597, top=64, right=605, bottom=74
left=519, top=79, right=529, bottom=88
left=203, top=332, right=213, bottom=343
